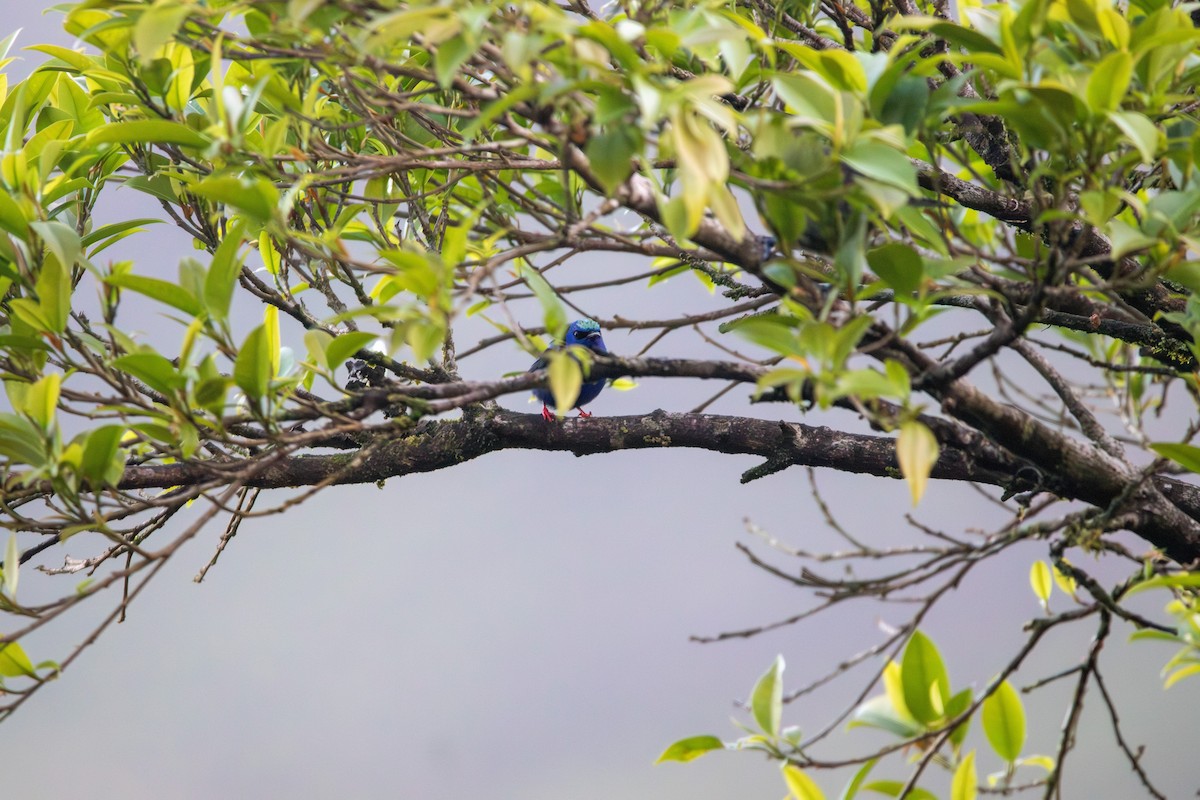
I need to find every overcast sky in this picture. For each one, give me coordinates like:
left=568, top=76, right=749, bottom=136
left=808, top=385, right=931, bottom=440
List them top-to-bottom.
left=5, top=5, right=1200, bottom=800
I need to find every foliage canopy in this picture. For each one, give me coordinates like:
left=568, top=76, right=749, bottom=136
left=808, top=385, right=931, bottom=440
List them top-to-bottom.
left=5, top=0, right=1200, bottom=796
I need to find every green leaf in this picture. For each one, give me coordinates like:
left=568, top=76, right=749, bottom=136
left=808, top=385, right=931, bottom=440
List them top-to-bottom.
left=134, top=0, right=193, bottom=62
left=364, top=7, right=461, bottom=50
left=920, top=21, right=1004, bottom=55
left=434, top=34, right=473, bottom=88
left=25, top=44, right=97, bottom=74
left=807, top=49, right=867, bottom=93
left=1086, top=52, right=1132, bottom=114
left=773, top=73, right=839, bottom=126
left=1108, top=111, right=1159, bottom=163
left=85, top=120, right=210, bottom=150
left=586, top=127, right=638, bottom=194
left=841, top=142, right=917, bottom=194
left=123, top=174, right=180, bottom=204
left=191, top=175, right=280, bottom=224
left=0, top=189, right=30, bottom=236
left=82, top=218, right=162, bottom=254
left=31, top=220, right=82, bottom=270
left=204, top=220, right=245, bottom=320
left=259, top=231, right=282, bottom=275
left=868, top=243, right=925, bottom=296
left=32, top=251, right=72, bottom=334
left=519, top=264, right=567, bottom=338
left=107, top=273, right=204, bottom=317
left=729, top=315, right=803, bottom=357
left=406, top=318, right=445, bottom=362
left=234, top=324, right=273, bottom=402
left=304, top=329, right=334, bottom=371
left=326, top=332, right=379, bottom=370
left=112, top=353, right=186, bottom=397
left=23, top=372, right=62, bottom=431
left=194, top=376, right=231, bottom=412
left=0, top=413, right=48, bottom=466
left=896, top=421, right=938, bottom=506
left=80, top=425, right=126, bottom=487
left=1150, top=442, right=1200, bottom=473
left=3, top=532, right=18, bottom=599
left=1029, top=561, right=1052, bottom=610
left=1126, top=571, right=1200, bottom=597
left=901, top=631, right=950, bottom=725
left=0, top=641, right=38, bottom=678
left=750, top=654, right=785, bottom=737
left=981, top=680, right=1025, bottom=762
left=946, top=687, right=973, bottom=748
left=848, top=694, right=923, bottom=738
left=654, top=735, right=725, bottom=764
left=950, top=750, right=977, bottom=800
left=839, top=758, right=878, bottom=800
left=782, top=763, right=826, bottom=800
left=861, top=780, right=937, bottom=800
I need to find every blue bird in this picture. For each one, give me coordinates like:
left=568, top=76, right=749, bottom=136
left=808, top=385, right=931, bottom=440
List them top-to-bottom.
left=530, top=319, right=609, bottom=420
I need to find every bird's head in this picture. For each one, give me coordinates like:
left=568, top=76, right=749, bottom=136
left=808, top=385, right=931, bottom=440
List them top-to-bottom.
left=566, top=319, right=608, bottom=354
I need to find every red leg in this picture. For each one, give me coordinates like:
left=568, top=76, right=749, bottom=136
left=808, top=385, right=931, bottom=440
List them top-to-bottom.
left=541, top=404, right=556, bottom=421
left=576, top=408, right=593, bottom=418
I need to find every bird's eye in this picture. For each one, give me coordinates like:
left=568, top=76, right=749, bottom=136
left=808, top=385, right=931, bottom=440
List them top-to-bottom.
left=573, top=330, right=585, bottom=339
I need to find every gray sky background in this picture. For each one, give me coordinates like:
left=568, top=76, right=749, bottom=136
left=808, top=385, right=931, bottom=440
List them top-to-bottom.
left=5, top=5, right=1200, bottom=799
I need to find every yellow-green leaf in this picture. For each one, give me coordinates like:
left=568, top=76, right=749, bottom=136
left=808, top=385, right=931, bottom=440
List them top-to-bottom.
left=134, top=1, right=193, bottom=63
left=1086, top=51, right=1131, bottom=114
left=85, top=120, right=210, bottom=150
left=264, top=305, right=280, bottom=377
left=234, top=324, right=272, bottom=402
left=546, top=350, right=582, bottom=418
left=24, top=372, right=61, bottom=430
left=897, top=421, right=938, bottom=506
left=80, top=425, right=127, bottom=487
left=1150, top=442, right=1200, bottom=473
left=3, top=532, right=18, bottom=598
left=1029, top=561, right=1051, bottom=610
left=1052, top=561, right=1077, bottom=597
left=901, top=630, right=950, bottom=725
left=0, top=640, right=37, bottom=678
left=751, top=654, right=785, bottom=736
left=882, top=659, right=914, bottom=722
left=1164, top=663, right=1200, bottom=689
left=981, top=680, right=1025, bottom=762
left=654, top=735, right=725, bottom=764
left=951, top=750, right=977, bottom=800
left=1017, top=755, right=1055, bottom=773
left=782, top=763, right=826, bottom=800
left=860, top=780, right=938, bottom=800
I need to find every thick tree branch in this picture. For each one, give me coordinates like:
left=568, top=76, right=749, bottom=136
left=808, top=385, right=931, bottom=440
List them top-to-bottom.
left=108, top=408, right=1200, bottom=564
left=115, top=410, right=1016, bottom=491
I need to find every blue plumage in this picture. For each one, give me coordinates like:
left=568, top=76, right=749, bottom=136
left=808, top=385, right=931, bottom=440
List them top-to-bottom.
left=529, top=319, right=609, bottom=420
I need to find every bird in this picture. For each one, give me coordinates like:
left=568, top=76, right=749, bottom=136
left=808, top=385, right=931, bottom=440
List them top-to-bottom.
left=529, top=319, right=609, bottom=420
